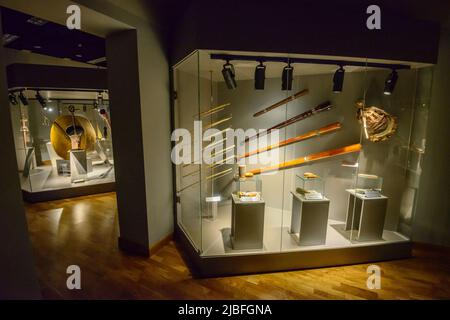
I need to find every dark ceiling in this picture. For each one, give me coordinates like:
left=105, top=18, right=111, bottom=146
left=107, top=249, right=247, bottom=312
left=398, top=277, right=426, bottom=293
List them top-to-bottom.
left=1, top=6, right=106, bottom=67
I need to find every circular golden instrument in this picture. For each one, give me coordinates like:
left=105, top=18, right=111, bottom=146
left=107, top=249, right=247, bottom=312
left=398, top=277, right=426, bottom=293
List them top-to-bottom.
left=50, top=115, right=96, bottom=160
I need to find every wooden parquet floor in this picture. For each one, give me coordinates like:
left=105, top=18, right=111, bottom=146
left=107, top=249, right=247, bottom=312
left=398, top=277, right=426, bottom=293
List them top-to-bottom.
left=24, top=192, right=450, bottom=300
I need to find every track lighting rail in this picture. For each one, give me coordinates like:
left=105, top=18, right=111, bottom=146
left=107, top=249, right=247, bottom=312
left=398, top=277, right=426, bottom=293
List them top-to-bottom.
left=210, top=54, right=411, bottom=70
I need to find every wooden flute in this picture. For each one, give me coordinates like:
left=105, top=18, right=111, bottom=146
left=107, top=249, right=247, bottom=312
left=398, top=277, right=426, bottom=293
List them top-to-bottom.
left=253, top=89, right=309, bottom=117
left=246, top=101, right=333, bottom=142
left=239, top=122, right=342, bottom=159
left=247, top=143, right=362, bottom=175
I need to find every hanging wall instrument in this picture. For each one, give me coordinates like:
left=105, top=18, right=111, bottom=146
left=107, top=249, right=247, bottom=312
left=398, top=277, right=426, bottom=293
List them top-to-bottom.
left=253, top=89, right=309, bottom=117
left=246, top=101, right=334, bottom=142
left=239, top=122, right=342, bottom=159
left=247, top=143, right=362, bottom=175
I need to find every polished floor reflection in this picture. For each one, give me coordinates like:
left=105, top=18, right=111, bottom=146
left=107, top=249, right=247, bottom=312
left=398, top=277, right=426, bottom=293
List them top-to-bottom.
left=25, top=193, right=450, bottom=299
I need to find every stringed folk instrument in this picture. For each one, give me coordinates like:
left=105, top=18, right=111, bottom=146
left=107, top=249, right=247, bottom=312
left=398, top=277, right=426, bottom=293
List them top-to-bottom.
left=253, top=89, right=309, bottom=117
left=246, top=101, right=334, bottom=142
left=50, top=115, right=96, bottom=160
left=239, top=122, right=342, bottom=159
left=247, top=143, right=362, bottom=175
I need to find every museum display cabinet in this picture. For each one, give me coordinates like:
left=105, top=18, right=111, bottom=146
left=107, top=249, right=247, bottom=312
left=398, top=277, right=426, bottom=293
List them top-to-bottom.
left=172, top=50, right=434, bottom=276
left=9, top=89, right=115, bottom=202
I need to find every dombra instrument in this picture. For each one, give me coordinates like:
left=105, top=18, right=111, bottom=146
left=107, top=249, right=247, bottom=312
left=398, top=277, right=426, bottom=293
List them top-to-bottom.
left=50, top=115, right=96, bottom=160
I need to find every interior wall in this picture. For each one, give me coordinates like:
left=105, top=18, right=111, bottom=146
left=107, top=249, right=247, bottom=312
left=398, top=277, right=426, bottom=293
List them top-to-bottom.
left=76, top=0, right=174, bottom=249
left=0, top=10, right=41, bottom=299
left=413, top=27, right=450, bottom=247
left=106, top=29, right=149, bottom=253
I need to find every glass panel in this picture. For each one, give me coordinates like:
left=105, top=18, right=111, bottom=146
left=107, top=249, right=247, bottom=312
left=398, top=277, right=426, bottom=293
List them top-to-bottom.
left=198, top=50, right=285, bottom=256
left=173, top=51, right=203, bottom=252
left=281, top=63, right=357, bottom=251
left=349, top=64, right=433, bottom=244
left=10, top=90, right=115, bottom=193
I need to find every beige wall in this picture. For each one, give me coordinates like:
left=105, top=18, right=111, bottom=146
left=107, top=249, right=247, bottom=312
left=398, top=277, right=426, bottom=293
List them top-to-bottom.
left=75, top=0, right=173, bottom=248
left=0, top=11, right=41, bottom=299
left=413, top=27, right=450, bottom=246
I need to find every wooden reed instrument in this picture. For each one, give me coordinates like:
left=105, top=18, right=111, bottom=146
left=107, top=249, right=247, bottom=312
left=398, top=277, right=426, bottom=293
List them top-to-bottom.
left=253, top=89, right=309, bottom=117
left=246, top=101, right=333, bottom=142
left=196, top=103, right=231, bottom=118
left=239, top=122, right=342, bottom=159
left=247, top=143, right=362, bottom=175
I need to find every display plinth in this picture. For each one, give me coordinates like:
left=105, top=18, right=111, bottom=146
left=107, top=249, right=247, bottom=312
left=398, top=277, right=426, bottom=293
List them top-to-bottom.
left=70, top=149, right=88, bottom=183
left=345, top=189, right=388, bottom=241
left=290, top=191, right=329, bottom=246
left=231, top=193, right=265, bottom=250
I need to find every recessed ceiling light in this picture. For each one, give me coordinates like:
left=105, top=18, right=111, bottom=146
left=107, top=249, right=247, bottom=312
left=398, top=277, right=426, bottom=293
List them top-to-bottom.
left=27, top=16, right=48, bottom=26
left=3, top=34, right=19, bottom=45
left=33, top=45, right=42, bottom=49
left=75, top=54, right=83, bottom=58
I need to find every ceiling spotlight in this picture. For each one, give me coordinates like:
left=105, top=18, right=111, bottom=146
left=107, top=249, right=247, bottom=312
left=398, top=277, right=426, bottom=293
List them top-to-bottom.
left=26, top=16, right=48, bottom=26
left=3, top=34, right=19, bottom=45
left=222, top=60, right=237, bottom=90
left=254, top=61, right=266, bottom=90
left=282, top=62, right=294, bottom=91
left=333, top=66, right=345, bottom=93
left=384, top=69, right=398, bottom=95
left=18, top=91, right=29, bottom=105
left=35, top=91, right=47, bottom=109
left=9, top=93, right=18, bottom=105
left=48, top=107, right=53, bottom=112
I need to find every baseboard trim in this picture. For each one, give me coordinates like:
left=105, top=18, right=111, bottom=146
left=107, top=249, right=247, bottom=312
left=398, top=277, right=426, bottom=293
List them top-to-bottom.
left=23, top=182, right=115, bottom=203
left=150, top=233, right=173, bottom=256
left=118, top=237, right=149, bottom=257
left=412, top=242, right=450, bottom=259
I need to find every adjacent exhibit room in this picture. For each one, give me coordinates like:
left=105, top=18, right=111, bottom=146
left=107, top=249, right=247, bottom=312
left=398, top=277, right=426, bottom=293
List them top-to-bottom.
left=9, top=89, right=115, bottom=201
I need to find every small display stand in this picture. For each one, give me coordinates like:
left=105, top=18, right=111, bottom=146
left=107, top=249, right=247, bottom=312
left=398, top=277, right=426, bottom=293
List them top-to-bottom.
left=295, top=174, right=325, bottom=200
left=231, top=176, right=265, bottom=250
left=345, top=189, right=388, bottom=241
left=290, top=191, right=330, bottom=246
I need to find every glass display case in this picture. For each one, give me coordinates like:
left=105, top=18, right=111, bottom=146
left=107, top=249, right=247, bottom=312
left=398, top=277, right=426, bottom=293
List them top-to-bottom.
left=172, top=49, right=433, bottom=272
left=9, top=89, right=115, bottom=200
left=295, top=173, right=324, bottom=200
left=234, top=174, right=262, bottom=202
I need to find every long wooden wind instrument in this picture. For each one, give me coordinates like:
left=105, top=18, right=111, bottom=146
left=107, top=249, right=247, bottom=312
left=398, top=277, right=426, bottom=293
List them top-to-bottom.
left=253, top=89, right=309, bottom=117
left=246, top=101, right=333, bottom=142
left=196, top=103, right=231, bottom=118
left=203, top=116, right=232, bottom=130
left=239, top=122, right=342, bottom=159
left=247, top=143, right=362, bottom=175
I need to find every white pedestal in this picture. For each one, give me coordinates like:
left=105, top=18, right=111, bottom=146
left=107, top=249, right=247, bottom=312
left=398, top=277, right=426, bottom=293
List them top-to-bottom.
left=345, top=189, right=388, bottom=241
left=290, top=192, right=330, bottom=246
left=231, top=194, right=265, bottom=250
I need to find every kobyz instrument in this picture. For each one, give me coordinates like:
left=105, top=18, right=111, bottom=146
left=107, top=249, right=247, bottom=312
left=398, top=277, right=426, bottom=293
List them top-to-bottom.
left=50, top=115, right=96, bottom=160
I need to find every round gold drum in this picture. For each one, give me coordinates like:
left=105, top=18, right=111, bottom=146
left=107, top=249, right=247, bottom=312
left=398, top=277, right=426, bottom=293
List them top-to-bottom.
left=50, top=115, right=96, bottom=160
